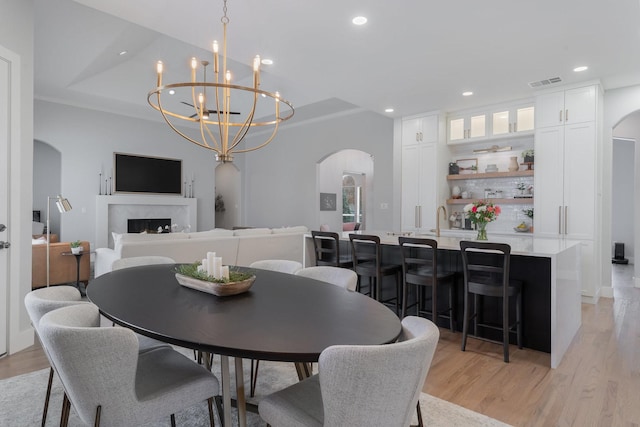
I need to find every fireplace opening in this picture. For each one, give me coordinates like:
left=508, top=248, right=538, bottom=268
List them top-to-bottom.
left=128, top=218, right=172, bottom=234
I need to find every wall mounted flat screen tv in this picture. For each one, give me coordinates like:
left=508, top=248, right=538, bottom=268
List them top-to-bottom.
left=114, top=153, right=182, bottom=195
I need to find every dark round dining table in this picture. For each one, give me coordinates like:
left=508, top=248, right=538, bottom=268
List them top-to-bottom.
left=87, top=264, right=402, bottom=426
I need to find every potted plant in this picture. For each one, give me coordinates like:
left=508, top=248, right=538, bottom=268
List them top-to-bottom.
left=522, top=149, right=534, bottom=163
left=70, top=240, right=83, bottom=254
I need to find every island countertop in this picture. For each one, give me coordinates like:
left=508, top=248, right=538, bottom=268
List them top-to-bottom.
left=304, top=229, right=582, bottom=368
left=338, top=230, right=581, bottom=258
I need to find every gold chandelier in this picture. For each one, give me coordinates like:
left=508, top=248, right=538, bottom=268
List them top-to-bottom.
left=147, top=0, right=294, bottom=163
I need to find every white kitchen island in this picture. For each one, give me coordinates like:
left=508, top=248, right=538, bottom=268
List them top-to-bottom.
left=304, top=230, right=582, bottom=368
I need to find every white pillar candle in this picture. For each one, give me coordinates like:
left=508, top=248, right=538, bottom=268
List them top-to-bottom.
left=206, top=252, right=216, bottom=276
left=213, top=257, right=222, bottom=279
left=201, top=258, right=209, bottom=275
left=197, top=264, right=206, bottom=274
left=221, top=265, right=229, bottom=280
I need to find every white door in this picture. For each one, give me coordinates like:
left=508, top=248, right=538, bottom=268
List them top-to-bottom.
left=0, top=49, right=12, bottom=357
left=564, top=122, right=596, bottom=239
left=534, top=126, right=565, bottom=237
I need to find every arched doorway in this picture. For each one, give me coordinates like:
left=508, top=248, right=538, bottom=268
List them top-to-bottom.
left=603, top=86, right=640, bottom=293
left=317, top=150, right=373, bottom=232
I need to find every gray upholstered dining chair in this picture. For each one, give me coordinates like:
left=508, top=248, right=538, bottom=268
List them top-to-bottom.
left=111, top=255, right=176, bottom=271
left=249, top=259, right=303, bottom=274
left=295, top=266, right=358, bottom=292
left=24, top=286, right=171, bottom=426
left=25, top=286, right=87, bottom=427
left=38, top=304, right=220, bottom=427
left=258, top=316, right=440, bottom=427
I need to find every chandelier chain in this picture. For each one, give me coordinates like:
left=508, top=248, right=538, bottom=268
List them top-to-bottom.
left=221, top=0, right=229, bottom=24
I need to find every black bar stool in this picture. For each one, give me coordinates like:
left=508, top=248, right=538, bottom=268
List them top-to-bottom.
left=311, top=231, right=353, bottom=268
left=349, top=234, right=402, bottom=313
left=399, top=237, right=456, bottom=331
left=459, top=241, right=523, bottom=362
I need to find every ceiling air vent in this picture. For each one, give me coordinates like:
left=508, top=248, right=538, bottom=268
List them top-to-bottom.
left=528, top=77, right=562, bottom=88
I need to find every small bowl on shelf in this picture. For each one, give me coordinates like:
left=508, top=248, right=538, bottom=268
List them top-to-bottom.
left=514, top=225, right=530, bottom=233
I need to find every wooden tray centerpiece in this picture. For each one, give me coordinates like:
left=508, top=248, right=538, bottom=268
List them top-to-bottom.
left=175, top=261, right=255, bottom=297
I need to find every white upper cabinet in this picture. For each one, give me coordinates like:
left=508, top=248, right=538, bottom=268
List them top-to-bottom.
left=536, top=86, right=596, bottom=128
left=447, top=99, right=534, bottom=144
left=491, top=103, right=535, bottom=136
left=447, top=112, right=487, bottom=143
left=402, top=114, right=438, bottom=146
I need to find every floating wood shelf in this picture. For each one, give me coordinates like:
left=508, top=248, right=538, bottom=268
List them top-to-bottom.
left=447, top=170, right=534, bottom=180
left=446, top=198, right=534, bottom=205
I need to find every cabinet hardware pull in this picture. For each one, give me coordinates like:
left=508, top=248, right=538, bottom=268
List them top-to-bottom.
left=565, top=109, right=568, bottom=122
left=559, top=110, right=563, bottom=122
left=514, top=122, right=517, bottom=132
left=509, top=123, right=512, bottom=133
left=415, top=206, right=420, bottom=228
left=419, top=206, right=422, bottom=228
left=558, top=206, right=562, bottom=234
left=564, top=206, right=568, bottom=235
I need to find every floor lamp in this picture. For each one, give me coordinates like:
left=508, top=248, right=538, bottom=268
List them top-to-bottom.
left=46, top=194, right=72, bottom=287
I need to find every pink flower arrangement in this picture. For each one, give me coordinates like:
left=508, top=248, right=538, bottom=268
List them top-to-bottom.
left=463, top=200, right=501, bottom=225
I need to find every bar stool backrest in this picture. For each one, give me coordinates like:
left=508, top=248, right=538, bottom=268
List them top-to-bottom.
left=460, top=241, right=511, bottom=299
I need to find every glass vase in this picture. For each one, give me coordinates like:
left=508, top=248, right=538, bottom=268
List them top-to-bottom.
left=476, top=221, right=488, bottom=240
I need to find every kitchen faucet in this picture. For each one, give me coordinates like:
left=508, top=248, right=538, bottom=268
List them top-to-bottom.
left=436, top=205, right=447, bottom=237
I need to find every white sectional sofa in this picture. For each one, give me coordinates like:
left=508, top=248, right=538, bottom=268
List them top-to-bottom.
left=94, top=226, right=308, bottom=277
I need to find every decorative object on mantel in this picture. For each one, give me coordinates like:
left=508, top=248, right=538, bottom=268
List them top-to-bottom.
left=148, top=0, right=294, bottom=163
left=485, top=164, right=498, bottom=173
left=463, top=200, right=501, bottom=241
left=70, top=240, right=83, bottom=254
left=175, top=252, right=255, bottom=296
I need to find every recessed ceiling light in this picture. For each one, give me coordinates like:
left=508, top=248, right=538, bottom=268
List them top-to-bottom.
left=352, top=16, right=367, bottom=25
left=118, top=50, right=128, bottom=56
left=261, top=58, right=273, bottom=65
left=573, top=66, right=588, bottom=72
left=169, top=89, right=175, bottom=95
left=462, top=91, right=473, bottom=96
left=385, top=108, right=394, bottom=113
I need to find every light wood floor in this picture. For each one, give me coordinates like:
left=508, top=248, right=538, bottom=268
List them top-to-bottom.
left=2, top=265, right=639, bottom=426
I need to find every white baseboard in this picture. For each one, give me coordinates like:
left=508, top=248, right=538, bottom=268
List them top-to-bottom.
left=600, top=286, right=614, bottom=298
left=9, top=327, right=34, bottom=356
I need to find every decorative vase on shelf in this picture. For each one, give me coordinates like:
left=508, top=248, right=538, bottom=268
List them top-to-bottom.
left=508, top=156, right=519, bottom=172
left=476, top=222, right=488, bottom=241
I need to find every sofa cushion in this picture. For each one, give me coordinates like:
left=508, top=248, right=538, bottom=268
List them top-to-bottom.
left=271, top=226, right=309, bottom=235
left=233, top=228, right=272, bottom=236
left=189, top=229, right=235, bottom=239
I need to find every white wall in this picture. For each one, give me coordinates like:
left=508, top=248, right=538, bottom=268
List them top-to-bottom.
left=0, top=0, right=35, bottom=353
left=34, top=100, right=220, bottom=245
left=241, top=108, right=394, bottom=230
left=611, top=138, right=635, bottom=263
left=33, top=141, right=62, bottom=233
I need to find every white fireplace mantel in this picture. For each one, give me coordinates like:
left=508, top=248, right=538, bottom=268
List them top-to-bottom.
left=95, top=195, right=198, bottom=248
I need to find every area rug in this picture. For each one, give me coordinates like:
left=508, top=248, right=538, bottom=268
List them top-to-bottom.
left=0, top=355, right=511, bottom=426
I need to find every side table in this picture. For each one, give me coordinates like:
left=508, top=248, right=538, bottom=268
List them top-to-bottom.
left=61, top=250, right=94, bottom=294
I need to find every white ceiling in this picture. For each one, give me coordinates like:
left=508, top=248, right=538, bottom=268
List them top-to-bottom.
left=35, top=0, right=640, bottom=123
